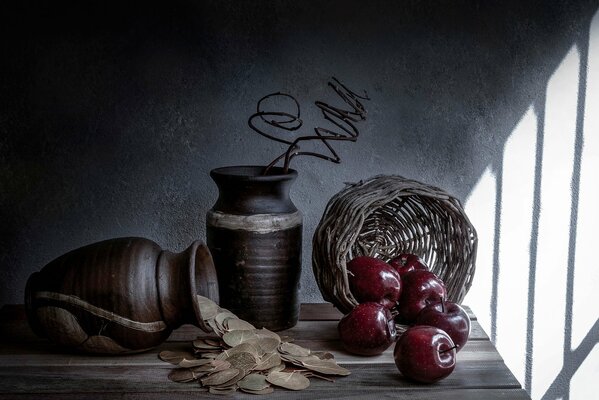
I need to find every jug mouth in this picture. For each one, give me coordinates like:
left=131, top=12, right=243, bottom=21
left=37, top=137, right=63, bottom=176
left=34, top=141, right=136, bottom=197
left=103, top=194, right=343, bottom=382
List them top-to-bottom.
left=210, top=166, right=297, bottom=182
left=188, top=241, right=220, bottom=330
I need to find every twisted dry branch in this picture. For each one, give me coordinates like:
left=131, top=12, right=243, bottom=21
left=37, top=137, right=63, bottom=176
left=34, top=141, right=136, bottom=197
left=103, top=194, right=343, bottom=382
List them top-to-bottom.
left=248, top=77, right=370, bottom=174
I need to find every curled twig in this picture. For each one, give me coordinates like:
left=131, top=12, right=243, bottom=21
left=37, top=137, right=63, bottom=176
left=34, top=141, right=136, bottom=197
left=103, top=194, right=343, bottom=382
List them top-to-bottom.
left=248, top=77, right=370, bottom=174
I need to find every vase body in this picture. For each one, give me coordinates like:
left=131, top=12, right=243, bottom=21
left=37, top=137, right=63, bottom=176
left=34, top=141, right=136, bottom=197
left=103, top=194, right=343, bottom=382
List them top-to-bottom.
left=206, top=166, right=302, bottom=331
left=24, top=237, right=219, bottom=354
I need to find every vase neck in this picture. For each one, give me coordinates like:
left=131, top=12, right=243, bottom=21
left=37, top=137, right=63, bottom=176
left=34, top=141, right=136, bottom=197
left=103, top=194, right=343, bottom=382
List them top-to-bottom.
left=210, top=166, right=298, bottom=215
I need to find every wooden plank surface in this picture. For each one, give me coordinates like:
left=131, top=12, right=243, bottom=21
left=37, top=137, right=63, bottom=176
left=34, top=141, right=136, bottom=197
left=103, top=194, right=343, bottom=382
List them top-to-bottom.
left=0, top=303, right=528, bottom=400
left=0, top=338, right=501, bottom=366
left=0, top=360, right=520, bottom=393
left=0, top=389, right=532, bottom=400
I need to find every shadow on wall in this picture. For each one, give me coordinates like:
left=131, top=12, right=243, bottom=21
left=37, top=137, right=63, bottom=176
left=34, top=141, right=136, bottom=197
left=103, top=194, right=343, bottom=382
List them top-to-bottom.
left=465, top=7, right=599, bottom=400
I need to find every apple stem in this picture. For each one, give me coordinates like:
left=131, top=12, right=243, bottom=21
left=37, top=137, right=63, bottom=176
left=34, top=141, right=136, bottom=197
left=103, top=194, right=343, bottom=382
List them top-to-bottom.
left=441, top=297, right=445, bottom=313
left=439, top=345, right=458, bottom=354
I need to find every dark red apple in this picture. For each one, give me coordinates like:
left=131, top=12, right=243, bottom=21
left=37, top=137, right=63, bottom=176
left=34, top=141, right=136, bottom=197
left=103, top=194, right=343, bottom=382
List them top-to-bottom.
left=389, top=253, right=429, bottom=278
left=346, top=256, right=402, bottom=309
left=397, top=270, right=446, bottom=323
left=415, top=300, right=471, bottom=352
left=338, top=302, right=397, bottom=356
left=393, top=325, right=456, bottom=383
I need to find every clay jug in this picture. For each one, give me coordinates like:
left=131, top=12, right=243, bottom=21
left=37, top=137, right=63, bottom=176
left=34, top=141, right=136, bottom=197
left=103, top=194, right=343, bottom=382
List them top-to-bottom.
left=206, top=166, right=302, bottom=331
left=25, top=237, right=219, bottom=354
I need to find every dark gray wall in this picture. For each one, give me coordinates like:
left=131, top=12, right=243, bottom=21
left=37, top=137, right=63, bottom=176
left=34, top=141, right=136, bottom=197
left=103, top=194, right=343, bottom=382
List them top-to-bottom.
left=1, top=0, right=596, bottom=307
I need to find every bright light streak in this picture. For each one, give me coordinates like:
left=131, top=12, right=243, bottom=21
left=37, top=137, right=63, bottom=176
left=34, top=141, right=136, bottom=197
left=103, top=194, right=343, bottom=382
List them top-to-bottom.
left=572, top=8, right=599, bottom=351
left=531, top=45, right=580, bottom=400
left=496, top=105, right=538, bottom=385
left=464, top=166, right=496, bottom=333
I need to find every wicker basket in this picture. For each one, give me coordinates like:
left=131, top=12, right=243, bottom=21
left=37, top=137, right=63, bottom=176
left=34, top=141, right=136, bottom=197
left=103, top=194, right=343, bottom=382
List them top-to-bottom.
left=312, top=175, right=477, bottom=314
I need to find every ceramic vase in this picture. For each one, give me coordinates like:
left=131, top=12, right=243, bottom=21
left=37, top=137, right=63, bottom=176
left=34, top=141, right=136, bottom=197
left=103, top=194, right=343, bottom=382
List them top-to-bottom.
left=206, top=166, right=302, bottom=331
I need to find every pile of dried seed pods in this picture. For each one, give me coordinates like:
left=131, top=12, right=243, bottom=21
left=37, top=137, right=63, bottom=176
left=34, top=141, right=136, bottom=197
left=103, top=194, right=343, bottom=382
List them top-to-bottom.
left=158, top=295, right=350, bottom=395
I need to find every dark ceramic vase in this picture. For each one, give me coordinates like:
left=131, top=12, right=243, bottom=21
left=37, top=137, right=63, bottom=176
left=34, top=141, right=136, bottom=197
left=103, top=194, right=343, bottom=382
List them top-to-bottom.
left=206, top=166, right=302, bottom=331
left=25, top=237, right=219, bottom=354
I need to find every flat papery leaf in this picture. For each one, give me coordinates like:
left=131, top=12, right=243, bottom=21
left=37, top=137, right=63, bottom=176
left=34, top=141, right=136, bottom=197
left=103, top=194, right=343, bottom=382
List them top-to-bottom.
left=195, top=295, right=220, bottom=320
left=215, top=311, right=238, bottom=327
left=207, top=318, right=224, bottom=337
left=225, top=318, right=256, bottom=331
left=253, top=328, right=281, bottom=342
left=223, top=330, right=259, bottom=347
left=252, top=337, right=280, bottom=354
left=205, top=338, right=223, bottom=347
left=193, top=339, right=222, bottom=350
left=224, top=342, right=262, bottom=359
left=279, top=342, right=311, bottom=357
left=159, top=350, right=195, bottom=365
left=226, top=351, right=258, bottom=374
left=311, top=351, right=335, bottom=360
left=201, top=352, right=218, bottom=359
left=253, top=352, right=282, bottom=371
left=279, top=353, right=307, bottom=369
left=300, top=356, right=351, bottom=376
left=178, top=358, right=214, bottom=368
left=187, top=359, right=231, bottom=373
left=208, top=359, right=232, bottom=372
left=266, top=362, right=286, bottom=374
left=189, top=364, right=219, bottom=374
left=168, top=368, right=197, bottom=383
left=201, top=368, right=241, bottom=387
left=210, top=369, right=246, bottom=389
left=266, top=371, right=310, bottom=391
left=303, top=371, right=336, bottom=382
left=238, top=373, right=270, bottom=391
left=208, top=386, right=238, bottom=395
left=240, top=386, right=275, bottom=395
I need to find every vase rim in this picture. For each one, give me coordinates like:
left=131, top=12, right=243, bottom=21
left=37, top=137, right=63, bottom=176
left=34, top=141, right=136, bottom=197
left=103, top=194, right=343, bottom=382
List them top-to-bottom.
left=210, top=165, right=297, bottom=182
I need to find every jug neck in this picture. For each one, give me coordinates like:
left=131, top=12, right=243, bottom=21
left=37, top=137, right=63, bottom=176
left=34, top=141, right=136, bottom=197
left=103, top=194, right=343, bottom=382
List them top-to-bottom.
left=157, top=241, right=219, bottom=331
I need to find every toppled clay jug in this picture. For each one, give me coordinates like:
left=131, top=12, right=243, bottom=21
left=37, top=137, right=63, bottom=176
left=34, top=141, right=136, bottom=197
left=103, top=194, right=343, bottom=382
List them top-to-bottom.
left=25, top=237, right=219, bottom=354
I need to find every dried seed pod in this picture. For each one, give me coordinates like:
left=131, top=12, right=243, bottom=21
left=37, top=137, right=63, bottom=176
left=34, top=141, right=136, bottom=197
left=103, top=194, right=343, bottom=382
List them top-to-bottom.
left=160, top=294, right=351, bottom=394
left=196, top=295, right=219, bottom=320
left=225, top=318, right=255, bottom=331
left=222, top=330, right=259, bottom=347
left=193, top=339, right=222, bottom=350
left=279, top=342, right=311, bottom=357
left=159, top=350, right=194, bottom=365
left=225, top=352, right=258, bottom=374
left=254, top=352, right=282, bottom=371
left=299, top=356, right=351, bottom=376
left=177, top=358, right=213, bottom=369
left=168, top=368, right=197, bottom=383
left=201, top=368, right=241, bottom=387
left=266, top=371, right=310, bottom=391
left=238, top=373, right=270, bottom=392
left=208, top=386, right=238, bottom=395
left=240, top=387, right=275, bottom=395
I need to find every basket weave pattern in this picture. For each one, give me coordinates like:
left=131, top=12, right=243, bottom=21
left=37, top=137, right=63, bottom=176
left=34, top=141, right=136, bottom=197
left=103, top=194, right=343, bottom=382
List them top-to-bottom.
left=312, top=175, right=478, bottom=314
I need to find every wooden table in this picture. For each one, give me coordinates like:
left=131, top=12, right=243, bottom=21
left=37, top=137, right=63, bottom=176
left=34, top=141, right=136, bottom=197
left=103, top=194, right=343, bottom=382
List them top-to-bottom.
left=0, top=303, right=531, bottom=399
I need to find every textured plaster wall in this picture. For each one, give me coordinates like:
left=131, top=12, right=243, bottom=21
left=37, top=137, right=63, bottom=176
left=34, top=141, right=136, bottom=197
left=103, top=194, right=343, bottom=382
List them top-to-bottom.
left=0, top=0, right=594, bottom=305
left=0, top=0, right=596, bottom=352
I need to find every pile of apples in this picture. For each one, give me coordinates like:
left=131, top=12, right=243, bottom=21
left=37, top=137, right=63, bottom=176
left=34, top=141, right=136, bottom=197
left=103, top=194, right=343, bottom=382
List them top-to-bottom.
left=337, top=254, right=471, bottom=383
